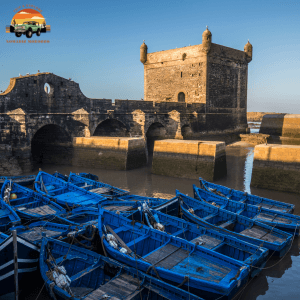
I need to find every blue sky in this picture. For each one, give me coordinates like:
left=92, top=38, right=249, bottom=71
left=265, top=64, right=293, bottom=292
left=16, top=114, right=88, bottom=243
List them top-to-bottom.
left=1, top=0, right=299, bottom=113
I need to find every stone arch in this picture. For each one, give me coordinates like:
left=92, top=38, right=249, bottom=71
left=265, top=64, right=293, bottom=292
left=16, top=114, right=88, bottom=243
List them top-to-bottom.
left=93, top=118, right=130, bottom=137
left=145, top=122, right=167, bottom=155
left=31, top=124, right=73, bottom=167
left=181, top=124, right=193, bottom=139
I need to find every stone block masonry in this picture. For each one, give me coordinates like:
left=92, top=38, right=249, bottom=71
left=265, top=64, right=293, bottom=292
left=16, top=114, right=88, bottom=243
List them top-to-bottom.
left=72, top=137, right=147, bottom=170
left=152, top=140, right=227, bottom=181
left=251, top=144, right=300, bottom=193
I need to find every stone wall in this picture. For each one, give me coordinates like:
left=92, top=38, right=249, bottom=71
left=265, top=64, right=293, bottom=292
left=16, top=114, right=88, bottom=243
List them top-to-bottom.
left=0, top=72, right=249, bottom=174
left=247, top=112, right=285, bottom=122
left=260, top=114, right=300, bottom=138
left=72, top=137, right=147, bottom=170
left=152, top=139, right=227, bottom=180
left=251, top=144, right=300, bottom=193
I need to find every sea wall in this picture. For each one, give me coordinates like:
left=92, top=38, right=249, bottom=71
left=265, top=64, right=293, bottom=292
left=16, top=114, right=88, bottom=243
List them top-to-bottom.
left=247, top=112, right=285, bottom=122
left=260, top=114, right=300, bottom=138
left=72, top=137, right=147, bottom=170
left=152, top=140, right=227, bottom=180
left=251, top=144, right=300, bottom=193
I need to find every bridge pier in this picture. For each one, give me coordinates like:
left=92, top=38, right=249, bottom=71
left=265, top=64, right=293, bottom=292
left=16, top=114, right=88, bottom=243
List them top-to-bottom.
left=72, top=136, right=147, bottom=170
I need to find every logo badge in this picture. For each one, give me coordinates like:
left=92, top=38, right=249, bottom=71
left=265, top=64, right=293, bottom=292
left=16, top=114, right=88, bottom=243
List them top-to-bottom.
left=6, top=8, right=50, bottom=39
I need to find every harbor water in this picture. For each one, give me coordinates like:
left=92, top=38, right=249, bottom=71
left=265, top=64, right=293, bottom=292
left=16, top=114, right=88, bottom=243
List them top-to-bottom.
left=2, top=130, right=300, bottom=299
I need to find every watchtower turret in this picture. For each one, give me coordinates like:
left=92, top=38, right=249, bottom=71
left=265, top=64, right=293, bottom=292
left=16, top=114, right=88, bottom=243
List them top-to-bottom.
left=202, top=26, right=212, bottom=54
left=244, top=40, right=253, bottom=62
left=140, top=41, right=147, bottom=64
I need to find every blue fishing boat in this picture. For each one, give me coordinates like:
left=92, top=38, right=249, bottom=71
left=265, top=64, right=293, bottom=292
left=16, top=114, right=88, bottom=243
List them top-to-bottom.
left=34, top=171, right=106, bottom=208
left=52, top=172, right=99, bottom=182
left=53, top=172, right=69, bottom=181
left=68, top=172, right=129, bottom=199
left=0, top=174, right=36, bottom=187
left=199, top=178, right=294, bottom=213
left=1, top=180, right=66, bottom=221
left=194, top=185, right=300, bottom=235
left=178, top=191, right=293, bottom=257
left=117, top=194, right=179, bottom=215
left=0, top=198, right=21, bottom=232
left=136, top=203, right=268, bottom=278
left=99, top=209, right=251, bottom=300
left=10, top=221, right=80, bottom=246
left=0, top=231, right=39, bottom=296
left=40, top=237, right=204, bottom=300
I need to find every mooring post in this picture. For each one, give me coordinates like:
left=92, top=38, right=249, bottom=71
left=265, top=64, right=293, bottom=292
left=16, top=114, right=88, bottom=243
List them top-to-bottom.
left=12, top=230, right=19, bottom=300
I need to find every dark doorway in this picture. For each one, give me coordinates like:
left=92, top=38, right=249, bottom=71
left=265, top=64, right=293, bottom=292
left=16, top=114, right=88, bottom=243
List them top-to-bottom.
left=178, top=92, right=185, bottom=102
left=93, top=119, right=129, bottom=137
left=146, top=122, right=166, bottom=157
left=31, top=124, right=72, bottom=167
left=181, top=125, right=193, bottom=139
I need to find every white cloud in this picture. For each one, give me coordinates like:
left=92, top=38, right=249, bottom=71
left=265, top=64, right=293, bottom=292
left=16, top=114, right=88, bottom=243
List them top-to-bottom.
left=19, top=11, right=30, bottom=14
left=32, top=16, right=44, bottom=19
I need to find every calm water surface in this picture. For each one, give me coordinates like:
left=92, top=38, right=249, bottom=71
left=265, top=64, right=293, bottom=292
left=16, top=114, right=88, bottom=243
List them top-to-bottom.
left=3, top=140, right=300, bottom=300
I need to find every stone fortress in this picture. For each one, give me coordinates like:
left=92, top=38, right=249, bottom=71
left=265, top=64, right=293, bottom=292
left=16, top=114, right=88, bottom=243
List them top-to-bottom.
left=0, top=27, right=252, bottom=179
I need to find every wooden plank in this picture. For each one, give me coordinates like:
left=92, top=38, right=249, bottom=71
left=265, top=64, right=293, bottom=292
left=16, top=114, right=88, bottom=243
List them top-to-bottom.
left=89, top=187, right=111, bottom=194
left=22, top=205, right=57, bottom=216
left=103, top=205, right=133, bottom=212
left=240, top=226, right=285, bottom=243
left=19, top=227, right=61, bottom=241
left=191, top=234, right=222, bottom=249
left=143, top=244, right=189, bottom=270
left=85, top=274, right=139, bottom=300
left=71, top=287, right=94, bottom=298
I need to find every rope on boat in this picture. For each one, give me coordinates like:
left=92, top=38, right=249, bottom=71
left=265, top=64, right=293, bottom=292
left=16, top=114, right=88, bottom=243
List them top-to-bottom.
left=177, top=276, right=189, bottom=288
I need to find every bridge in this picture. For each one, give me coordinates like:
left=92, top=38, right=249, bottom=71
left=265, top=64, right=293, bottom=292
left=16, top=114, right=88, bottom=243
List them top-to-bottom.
left=0, top=72, right=247, bottom=174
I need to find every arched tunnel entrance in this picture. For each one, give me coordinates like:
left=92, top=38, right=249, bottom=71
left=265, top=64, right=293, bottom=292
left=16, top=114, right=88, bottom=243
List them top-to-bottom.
left=93, top=119, right=130, bottom=137
left=146, top=122, right=166, bottom=156
left=31, top=124, right=73, bottom=167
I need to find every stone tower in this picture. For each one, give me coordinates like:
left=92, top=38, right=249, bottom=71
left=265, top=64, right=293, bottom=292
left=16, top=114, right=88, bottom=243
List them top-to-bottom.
left=140, top=27, right=252, bottom=111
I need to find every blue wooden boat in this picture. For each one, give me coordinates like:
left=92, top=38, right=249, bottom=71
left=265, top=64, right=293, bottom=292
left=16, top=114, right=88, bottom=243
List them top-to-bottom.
left=34, top=171, right=106, bottom=208
left=52, top=172, right=99, bottom=182
left=53, top=172, right=69, bottom=181
left=68, top=172, right=129, bottom=199
left=0, top=174, right=36, bottom=187
left=199, top=178, right=294, bottom=213
left=1, top=180, right=66, bottom=221
left=194, top=185, right=300, bottom=235
left=178, top=191, right=293, bottom=257
left=0, top=198, right=21, bottom=232
left=136, top=204, right=268, bottom=278
left=99, top=209, right=251, bottom=300
left=10, top=221, right=80, bottom=246
left=0, top=231, right=39, bottom=296
left=40, top=237, right=204, bottom=300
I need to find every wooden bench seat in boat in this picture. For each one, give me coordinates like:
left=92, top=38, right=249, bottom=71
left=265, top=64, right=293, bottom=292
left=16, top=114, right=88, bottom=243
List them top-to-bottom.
left=89, top=187, right=111, bottom=194
left=17, top=204, right=57, bottom=215
left=102, top=205, right=134, bottom=212
left=202, top=213, right=218, bottom=221
left=254, top=213, right=292, bottom=224
left=219, top=220, right=235, bottom=230
left=240, top=226, right=285, bottom=243
left=19, top=227, right=62, bottom=241
left=191, top=234, right=223, bottom=249
left=143, top=244, right=190, bottom=270
left=84, top=273, right=141, bottom=300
